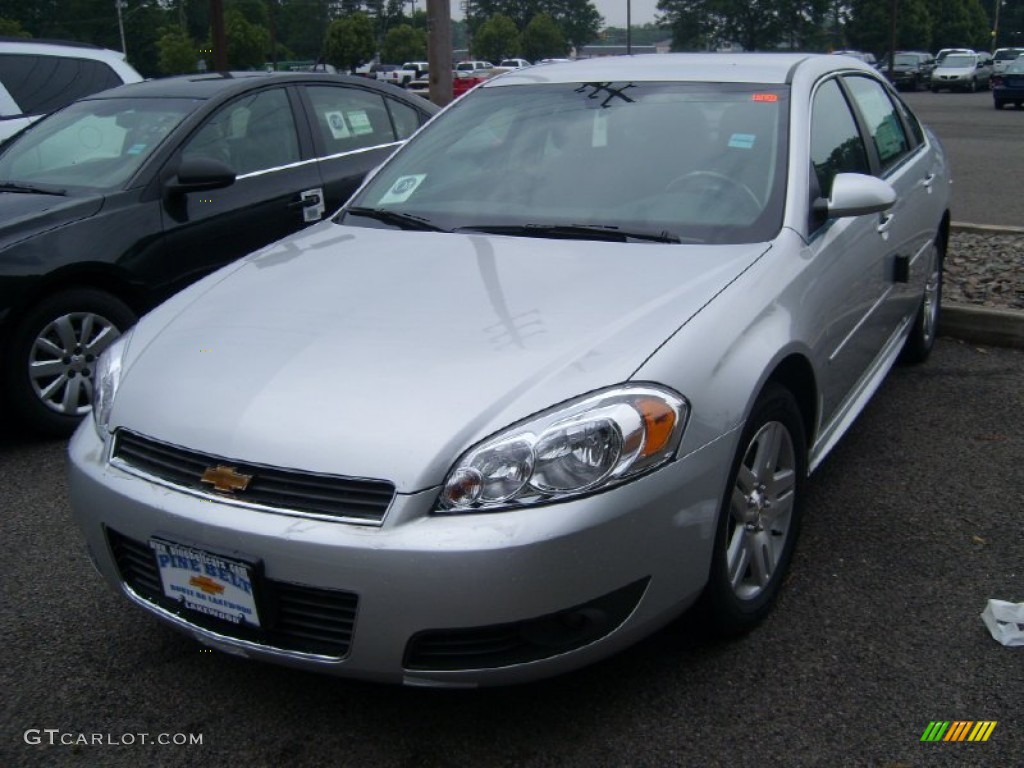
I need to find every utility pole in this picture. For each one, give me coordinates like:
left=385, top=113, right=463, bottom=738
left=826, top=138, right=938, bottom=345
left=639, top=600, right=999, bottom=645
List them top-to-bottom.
left=115, top=0, right=127, bottom=57
left=210, top=0, right=229, bottom=72
left=427, top=0, right=452, bottom=106
left=992, top=0, right=1001, bottom=49
left=627, top=1, right=632, bottom=55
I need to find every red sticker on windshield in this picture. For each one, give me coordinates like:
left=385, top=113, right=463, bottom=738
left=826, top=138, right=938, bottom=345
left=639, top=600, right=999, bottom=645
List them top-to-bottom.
left=752, top=93, right=779, bottom=102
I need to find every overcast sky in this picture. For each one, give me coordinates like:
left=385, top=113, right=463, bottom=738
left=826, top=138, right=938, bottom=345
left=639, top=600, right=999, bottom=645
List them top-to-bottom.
left=448, top=1, right=663, bottom=30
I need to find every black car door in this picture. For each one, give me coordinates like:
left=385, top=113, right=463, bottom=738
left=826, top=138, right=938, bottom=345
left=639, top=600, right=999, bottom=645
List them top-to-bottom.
left=297, top=84, right=426, bottom=214
left=156, top=85, right=324, bottom=294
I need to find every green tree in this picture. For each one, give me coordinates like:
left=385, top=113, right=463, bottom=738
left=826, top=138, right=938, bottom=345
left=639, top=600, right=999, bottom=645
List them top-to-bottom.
left=546, top=0, right=603, bottom=47
left=658, top=0, right=720, bottom=50
left=847, top=0, right=933, bottom=55
left=930, top=0, right=979, bottom=49
left=217, top=8, right=270, bottom=69
left=324, top=12, right=376, bottom=72
left=522, top=13, right=567, bottom=60
left=472, top=14, right=521, bottom=61
left=0, top=17, right=30, bottom=37
left=381, top=23, right=427, bottom=63
left=157, top=25, right=197, bottom=74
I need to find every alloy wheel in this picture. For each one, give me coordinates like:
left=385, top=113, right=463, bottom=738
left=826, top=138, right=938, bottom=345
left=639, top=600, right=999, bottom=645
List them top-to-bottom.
left=28, top=311, right=122, bottom=415
left=725, top=420, right=797, bottom=600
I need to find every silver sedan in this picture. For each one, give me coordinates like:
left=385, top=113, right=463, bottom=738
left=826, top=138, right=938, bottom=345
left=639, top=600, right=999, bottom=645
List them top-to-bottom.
left=69, top=53, right=951, bottom=686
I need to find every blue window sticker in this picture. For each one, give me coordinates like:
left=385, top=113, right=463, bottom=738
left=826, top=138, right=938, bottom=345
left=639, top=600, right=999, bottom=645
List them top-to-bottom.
left=728, top=133, right=756, bottom=149
left=126, top=143, right=147, bottom=155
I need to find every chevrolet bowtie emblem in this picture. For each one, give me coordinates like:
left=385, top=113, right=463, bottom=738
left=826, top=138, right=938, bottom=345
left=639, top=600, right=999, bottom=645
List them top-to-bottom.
left=200, top=465, right=252, bottom=493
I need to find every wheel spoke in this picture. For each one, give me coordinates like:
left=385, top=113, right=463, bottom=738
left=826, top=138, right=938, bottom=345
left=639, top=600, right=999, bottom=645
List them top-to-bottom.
left=79, top=313, right=95, bottom=346
left=53, top=315, right=79, bottom=353
left=83, top=324, right=119, bottom=356
left=33, top=336, right=64, bottom=358
left=29, top=359, right=66, bottom=380
left=39, top=374, right=68, bottom=402
left=61, top=375, right=83, bottom=413
left=753, top=422, right=783, bottom=481
left=769, top=467, right=795, bottom=501
left=767, top=491, right=794, bottom=530
left=726, top=527, right=750, bottom=590
left=751, top=530, right=775, bottom=586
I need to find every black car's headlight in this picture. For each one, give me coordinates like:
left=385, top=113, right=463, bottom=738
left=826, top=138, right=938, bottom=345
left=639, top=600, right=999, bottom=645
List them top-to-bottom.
left=92, top=328, right=133, bottom=439
left=438, top=384, right=688, bottom=512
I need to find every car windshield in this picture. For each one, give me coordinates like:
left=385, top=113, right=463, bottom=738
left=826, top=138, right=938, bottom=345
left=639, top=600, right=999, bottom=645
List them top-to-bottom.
left=995, top=49, right=1023, bottom=61
left=894, top=54, right=920, bottom=65
left=940, top=55, right=975, bottom=68
left=1007, top=59, right=1024, bottom=74
left=343, top=81, right=789, bottom=244
left=0, top=97, right=198, bottom=191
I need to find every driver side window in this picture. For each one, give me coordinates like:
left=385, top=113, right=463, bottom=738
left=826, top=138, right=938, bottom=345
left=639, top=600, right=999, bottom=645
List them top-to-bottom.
left=810, top=78, right=869, bottom=200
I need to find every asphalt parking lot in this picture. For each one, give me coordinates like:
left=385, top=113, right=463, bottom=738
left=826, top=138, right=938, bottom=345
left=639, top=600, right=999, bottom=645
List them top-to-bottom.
left=2, top=337, right=1021, bottom=767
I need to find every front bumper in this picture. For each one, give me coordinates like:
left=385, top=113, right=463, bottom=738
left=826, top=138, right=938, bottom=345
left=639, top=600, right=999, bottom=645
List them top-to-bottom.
left=68, top=421, right=734, bottom=686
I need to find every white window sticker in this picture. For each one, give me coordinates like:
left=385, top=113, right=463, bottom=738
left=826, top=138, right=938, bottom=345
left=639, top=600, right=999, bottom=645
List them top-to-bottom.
left=347, top=110, right=374, bottom=136
left=325, top=111, right=350, bottom=139
left=728, top=133, right=756, bottom=149
left=379, top=174, right=426, bottom=204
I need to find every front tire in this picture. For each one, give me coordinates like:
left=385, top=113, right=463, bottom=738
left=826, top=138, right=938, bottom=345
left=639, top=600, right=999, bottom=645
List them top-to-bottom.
left=901, top=235, right=944, bottom=364
left=4, top=289, right=136, bottom=437
left=699, top=384, right=807, bottom=635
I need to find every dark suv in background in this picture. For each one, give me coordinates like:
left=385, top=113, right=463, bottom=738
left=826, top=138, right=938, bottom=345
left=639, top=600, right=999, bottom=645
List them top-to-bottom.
left=883, top=51, right=936, bottom=91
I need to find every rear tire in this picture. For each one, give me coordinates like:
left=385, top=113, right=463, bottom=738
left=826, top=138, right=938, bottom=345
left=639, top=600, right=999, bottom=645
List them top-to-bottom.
left=995, top=99, right=1005, bottom=109
left=901, top=235, right=944, bottom=364
left=4, top=289, right=136, bottom=437
left=699, top=383, right=807, bottom=636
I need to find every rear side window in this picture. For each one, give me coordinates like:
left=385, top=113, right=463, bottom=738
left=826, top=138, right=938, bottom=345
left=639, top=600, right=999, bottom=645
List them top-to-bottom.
left=0, top=54, right=123, bottom=115
left=843, top=75, right=910, bottom=172
left=306, top=86, right=396, bottom=155
left=386, top=97, right=423, bottom=140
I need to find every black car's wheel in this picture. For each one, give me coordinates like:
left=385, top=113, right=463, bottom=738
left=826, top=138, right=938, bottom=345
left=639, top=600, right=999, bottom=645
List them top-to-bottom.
left=969, top=78, right=978, bottom=92
left=995, top=99, right=1006, bottom=109
left=901, top=235, right=944, bottom=364
left=4, top=289, right=136, bottom=437
left=699, top=383, right=807, bottom=635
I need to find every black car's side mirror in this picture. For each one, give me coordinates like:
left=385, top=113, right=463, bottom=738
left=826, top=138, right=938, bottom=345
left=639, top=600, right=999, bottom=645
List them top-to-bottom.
left=166, top=158, right=236, bottom=195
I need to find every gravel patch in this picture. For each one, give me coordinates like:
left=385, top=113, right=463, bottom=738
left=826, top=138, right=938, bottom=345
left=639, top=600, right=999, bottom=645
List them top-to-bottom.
left=946, top=230, right=1024, bottom=310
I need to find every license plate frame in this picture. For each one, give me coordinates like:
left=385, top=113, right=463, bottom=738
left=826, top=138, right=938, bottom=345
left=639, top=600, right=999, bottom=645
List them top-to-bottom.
left=150, top=539, right=262, bottom=628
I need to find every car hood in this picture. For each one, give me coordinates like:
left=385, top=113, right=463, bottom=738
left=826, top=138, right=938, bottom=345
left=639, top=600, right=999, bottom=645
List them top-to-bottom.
left=936, top=66, right=974, bottom=74
left=0, top=191, right=102, bottom=250
left=113, top=224, right=768, bottom=492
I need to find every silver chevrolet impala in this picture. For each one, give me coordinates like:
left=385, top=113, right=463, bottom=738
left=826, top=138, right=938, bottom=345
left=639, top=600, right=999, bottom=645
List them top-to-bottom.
left=69, top=54, right=951, bottom=686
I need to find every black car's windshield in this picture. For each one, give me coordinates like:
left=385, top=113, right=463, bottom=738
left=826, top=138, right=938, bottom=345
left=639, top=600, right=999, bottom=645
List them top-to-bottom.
left=894, top=54, right=920, bottom=66
left=342, top=81, right=789, bottom=244
left=0, top=97, right=199, bottom=191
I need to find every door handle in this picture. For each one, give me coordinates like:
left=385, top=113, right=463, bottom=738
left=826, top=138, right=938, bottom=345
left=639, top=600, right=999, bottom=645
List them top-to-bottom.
left=922, top=173, right=935, bottom=190
left=289, top=187, right=325, bottom=222
left=877, top=213, right=895, bottom=235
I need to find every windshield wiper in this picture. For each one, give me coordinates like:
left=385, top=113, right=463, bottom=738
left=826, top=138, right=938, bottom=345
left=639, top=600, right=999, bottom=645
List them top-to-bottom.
left=0, top=181, right=67, bottom=196
left=343, top=206, right=447, bottom=232
left=454, top=223, right=684, bottom=244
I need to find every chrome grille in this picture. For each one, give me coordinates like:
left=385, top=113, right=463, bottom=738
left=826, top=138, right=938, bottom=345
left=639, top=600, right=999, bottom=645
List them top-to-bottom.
left=112, top=430, right=395, bottom=523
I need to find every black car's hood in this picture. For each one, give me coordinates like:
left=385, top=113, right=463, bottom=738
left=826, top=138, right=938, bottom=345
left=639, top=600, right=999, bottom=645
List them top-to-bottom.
left=0, top=191, right=103, bottom=251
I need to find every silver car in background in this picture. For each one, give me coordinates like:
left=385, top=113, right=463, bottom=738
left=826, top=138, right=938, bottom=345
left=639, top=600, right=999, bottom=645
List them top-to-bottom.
left=69, top=54, right=951, bottom=686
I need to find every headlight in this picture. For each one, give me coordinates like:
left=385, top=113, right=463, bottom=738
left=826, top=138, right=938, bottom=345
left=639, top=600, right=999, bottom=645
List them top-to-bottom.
left=92, top=329, right=132, bottom=439
left=438, top=384, right=688, bottom=512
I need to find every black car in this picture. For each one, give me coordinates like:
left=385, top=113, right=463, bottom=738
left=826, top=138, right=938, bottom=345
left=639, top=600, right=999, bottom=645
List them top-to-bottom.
left=883, top=51, right=936, bottom=91
left=0, top=71, right=437, bottom=435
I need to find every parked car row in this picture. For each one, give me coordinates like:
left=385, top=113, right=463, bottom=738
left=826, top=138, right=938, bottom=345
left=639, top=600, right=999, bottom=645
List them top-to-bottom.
left=0, top=71, right=438, bottom=435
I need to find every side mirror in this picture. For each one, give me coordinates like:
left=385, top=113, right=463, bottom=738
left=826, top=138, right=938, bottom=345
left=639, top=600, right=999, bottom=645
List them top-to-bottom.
left=166, top=157, right=236, bottom=195
left=818, top=173, right=896, bottom=219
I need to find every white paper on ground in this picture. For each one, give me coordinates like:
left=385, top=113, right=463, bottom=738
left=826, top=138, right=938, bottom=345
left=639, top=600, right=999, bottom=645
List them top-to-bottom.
left=980, top=599, right=1024, bottom=647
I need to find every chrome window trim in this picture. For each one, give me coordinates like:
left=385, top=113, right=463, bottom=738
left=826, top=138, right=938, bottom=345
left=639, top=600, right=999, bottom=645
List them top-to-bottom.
left=234, top=141, right=404, bottom=181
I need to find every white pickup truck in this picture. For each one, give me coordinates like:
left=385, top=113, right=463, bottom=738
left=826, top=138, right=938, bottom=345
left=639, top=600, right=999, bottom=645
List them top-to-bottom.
left=376, top=62, right=428, bottom=88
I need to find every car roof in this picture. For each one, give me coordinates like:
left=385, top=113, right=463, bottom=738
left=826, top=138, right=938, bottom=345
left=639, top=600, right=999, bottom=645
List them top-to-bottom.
left=486, top=53, right=868, bottom=87
left=85, top=71, right=410, bottom=101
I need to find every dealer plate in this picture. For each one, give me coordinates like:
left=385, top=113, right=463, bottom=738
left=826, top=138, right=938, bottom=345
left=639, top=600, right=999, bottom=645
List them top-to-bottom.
left=150, top=539, right=261, bottom=628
